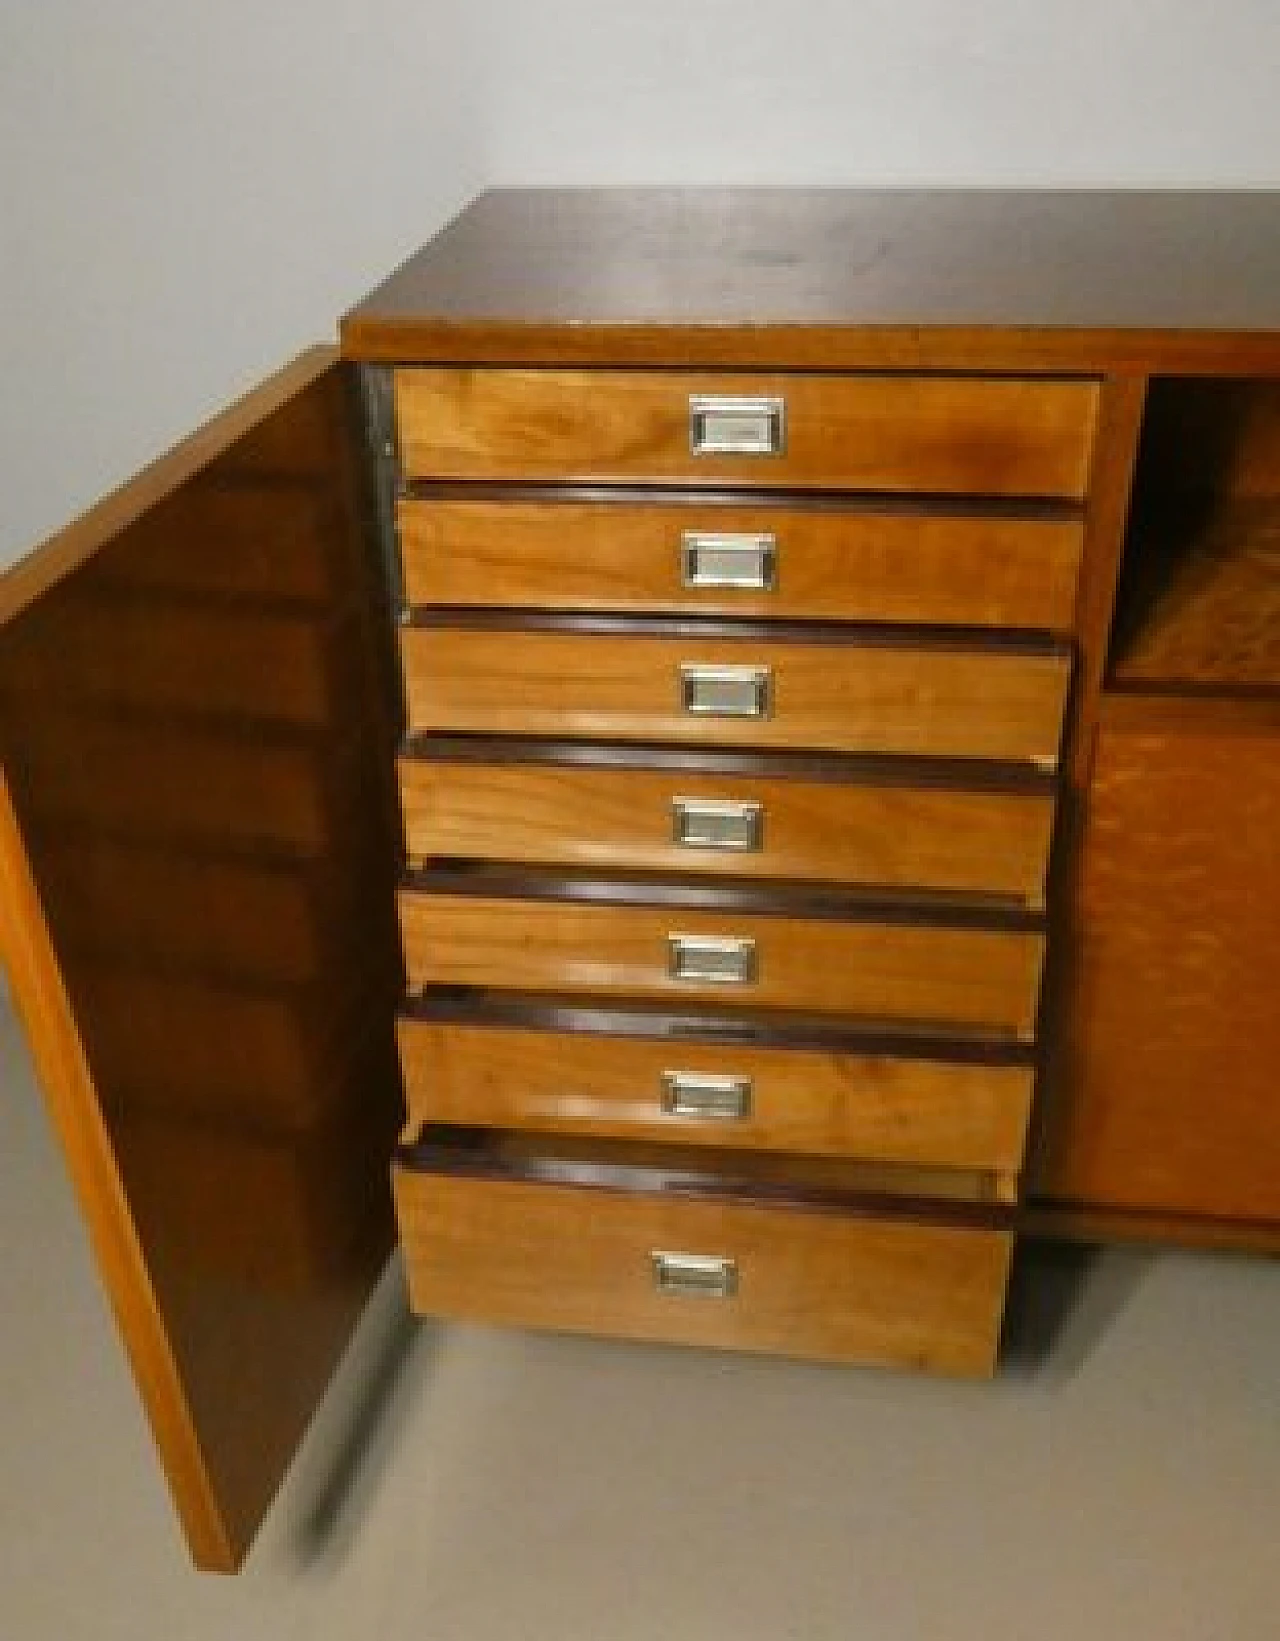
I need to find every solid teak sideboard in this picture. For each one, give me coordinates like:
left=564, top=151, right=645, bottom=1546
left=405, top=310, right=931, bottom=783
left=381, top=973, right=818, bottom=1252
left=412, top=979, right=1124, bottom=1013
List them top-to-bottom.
left=2, top=190, right=1279, bottom=1571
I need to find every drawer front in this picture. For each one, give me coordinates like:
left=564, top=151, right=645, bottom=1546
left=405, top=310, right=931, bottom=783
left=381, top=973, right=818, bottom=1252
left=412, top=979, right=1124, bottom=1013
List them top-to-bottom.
left=394, top=369, right=1099, bottom=498
left=399, top=498, right=1085, bottom=632
left=401, top=629, right=1071, bottom=765
left=400, top=758, right=1056, bottom=901
left=400, top=892, right=1045, bottom=1036
left=397, top=1018, right=1035, bottom=1171
left=394, top=1160, right=1013, bottom=1375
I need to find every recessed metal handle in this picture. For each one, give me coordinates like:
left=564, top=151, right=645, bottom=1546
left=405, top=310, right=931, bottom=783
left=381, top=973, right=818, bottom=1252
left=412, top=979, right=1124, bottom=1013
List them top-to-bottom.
left=689, top=395, right=786, bottom=457
left=681, top=531, right=777, bottom=591
left=679, top=663, right=772, bottom=720
left=671, top=796, right=763, bottom=852
left=668, top=933, right=757, bottom=986
left=661, top=1071, right=753, bottom=1121
left=651, top=1250, right=739, bottom=1299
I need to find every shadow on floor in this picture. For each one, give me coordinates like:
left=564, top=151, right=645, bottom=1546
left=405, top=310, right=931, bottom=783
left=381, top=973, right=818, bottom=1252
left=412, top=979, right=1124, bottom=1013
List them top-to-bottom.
left=1000, top=1238, right=1155, bottom=1381
left=288, top=1261, right=441, bottom=1571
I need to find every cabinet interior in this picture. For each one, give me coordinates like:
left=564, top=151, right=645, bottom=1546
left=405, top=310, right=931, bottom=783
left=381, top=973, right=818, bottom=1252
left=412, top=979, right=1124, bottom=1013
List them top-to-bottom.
left=1109, top=377, right=1280, bottom=691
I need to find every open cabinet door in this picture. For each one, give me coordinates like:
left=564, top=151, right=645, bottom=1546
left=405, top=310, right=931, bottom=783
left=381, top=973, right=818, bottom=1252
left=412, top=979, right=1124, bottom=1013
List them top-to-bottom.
left=0, top=349, right=405, bottom=1571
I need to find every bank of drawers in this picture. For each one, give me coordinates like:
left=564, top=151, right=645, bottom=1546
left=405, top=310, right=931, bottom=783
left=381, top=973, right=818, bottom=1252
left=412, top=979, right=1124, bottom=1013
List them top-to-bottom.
left=389, top=367, right=1095, bottom=1376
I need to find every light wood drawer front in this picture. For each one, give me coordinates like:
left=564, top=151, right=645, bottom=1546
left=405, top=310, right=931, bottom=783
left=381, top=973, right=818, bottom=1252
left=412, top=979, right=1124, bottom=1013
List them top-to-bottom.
left=393, top=369, right=1099, bottom=498
left=399, top=499, right=1085, bottom=631
left=401, top=629, right=1070, bottom=765
left=400, top=758, right=1055, bottom=901
left=400, top=893, right=1045, bottom=1036
left=398, top=1019, right=1035, bottom=1171
left=394, top=1155, right=1012, bottom=1375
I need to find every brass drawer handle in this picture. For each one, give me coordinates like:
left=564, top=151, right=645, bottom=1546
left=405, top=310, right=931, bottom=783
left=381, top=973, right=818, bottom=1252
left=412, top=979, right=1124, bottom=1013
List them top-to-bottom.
left=688, top=395, right=786, bottom=457
left=681, top=530, right=777, bottom=591
left=679, top=663, right=773, bottom=720
left=671, top=796, right=763, bottom=852
left=668, top=933, right=757, bottom=986
left=661, top=1071, right=753, bottom=1121
left=651, top=1250, right=739, bottom=1299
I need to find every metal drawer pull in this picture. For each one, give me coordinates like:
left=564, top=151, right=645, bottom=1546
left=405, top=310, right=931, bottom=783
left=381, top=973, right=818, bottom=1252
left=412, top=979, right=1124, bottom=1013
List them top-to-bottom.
left=688, top=395, right=786, bottom=457
left=681, top=530, right=777, bottom=591
left=679, top=663, right=772, bottom=719
left=672, top=796, right=763, bottom=852
left=668, top=933, right=757, bottom=985
left=661, top=1071, right=753, bottom=1121
left=651, top=1251, right=739, bottom=1299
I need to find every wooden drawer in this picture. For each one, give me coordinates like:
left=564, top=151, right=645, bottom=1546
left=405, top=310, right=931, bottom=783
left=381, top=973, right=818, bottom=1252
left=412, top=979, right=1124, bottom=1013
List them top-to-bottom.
left=393, top=369, right=1099, bottom=498
left=399, top=497, right=1085, bottom=631
left=401, top=625, right=1071, bottom=765
left=400, top=749, right=1056, bottom=902
left=399, top=880, right=1045, bottom=1036
left=397, top=1009, right=1036, bottom=1172
left=393, top=1128, right=1014, bottom=1376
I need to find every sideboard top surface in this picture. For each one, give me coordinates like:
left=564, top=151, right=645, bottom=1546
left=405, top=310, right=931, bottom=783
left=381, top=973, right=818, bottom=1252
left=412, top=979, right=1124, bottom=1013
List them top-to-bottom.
left=341, top=188, right=1280, bottom=374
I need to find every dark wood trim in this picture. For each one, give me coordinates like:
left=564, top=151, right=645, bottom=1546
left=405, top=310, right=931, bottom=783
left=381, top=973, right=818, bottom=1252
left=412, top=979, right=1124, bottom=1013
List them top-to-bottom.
left=345, top=324, right=1280, bottom=378
left=401, top=479, right=1086, bottom=524
left=401, top=606, right=1073, bottom=655
left=399, top=734, right=1059, bottom=797
left=402, top=862, right=1048, bottom=931
left=399, top=986, right=1039, bottom=1066
left=395, top=1123, right=1018, bottom=1231
left=1025, top=1202, right=1280, bottom=1257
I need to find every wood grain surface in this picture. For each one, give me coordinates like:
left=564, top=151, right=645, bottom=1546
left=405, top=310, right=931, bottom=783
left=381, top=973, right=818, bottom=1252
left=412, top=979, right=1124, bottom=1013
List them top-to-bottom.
left=341, top=189, right=1280, bottom=374
left=0, top=354, right=403, bottom=1570
left=393, top=367, right=1099, bottom=498
left=398, top=495, right=1085, bottom=629
left=401, top=626, right=1071, bottom=764
left=1033, top=695, right=1280, bottom=1223
left=398, top=755, right=1056, bottom=900
left=399, top=889, right=1045, bottom=1036
left=397, top=1015, right=1035, bottom=1170
left=394, top=1144, right=1013, bottom=1375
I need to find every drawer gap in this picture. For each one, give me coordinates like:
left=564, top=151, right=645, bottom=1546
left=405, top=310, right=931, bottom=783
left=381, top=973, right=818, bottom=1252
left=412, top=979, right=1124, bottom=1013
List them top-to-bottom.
left=399, top=479, right=1087, bottom=524
left=399, top=733, right=1060, bottom=795
left=402, top=861, right=1047, bottom=931
left=401, top=987, right=1039, bottom=1064
left=397, top=1124, right=1018, bottom=1223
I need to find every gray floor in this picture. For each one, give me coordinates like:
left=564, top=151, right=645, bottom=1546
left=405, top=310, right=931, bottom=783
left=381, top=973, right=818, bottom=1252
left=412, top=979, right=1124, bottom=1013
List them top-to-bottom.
left=1, top=995, right=1277, bottom=1640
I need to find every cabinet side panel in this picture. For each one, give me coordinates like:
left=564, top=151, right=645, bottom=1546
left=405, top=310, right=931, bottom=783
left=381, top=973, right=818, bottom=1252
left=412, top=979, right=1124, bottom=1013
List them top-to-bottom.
left=0, top=353, right=404, bottom=1570
left=1034, top=698, right=1280, bottom=1227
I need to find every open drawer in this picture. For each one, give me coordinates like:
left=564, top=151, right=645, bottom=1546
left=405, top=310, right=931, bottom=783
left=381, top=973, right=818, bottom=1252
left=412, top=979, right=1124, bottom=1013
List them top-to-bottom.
left=393, top=1127, right=1015, bottom=1377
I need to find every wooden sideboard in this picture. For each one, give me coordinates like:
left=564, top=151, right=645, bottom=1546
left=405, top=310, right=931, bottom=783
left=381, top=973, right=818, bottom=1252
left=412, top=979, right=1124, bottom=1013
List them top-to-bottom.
left=2, top=190, right=1278, bottom=1571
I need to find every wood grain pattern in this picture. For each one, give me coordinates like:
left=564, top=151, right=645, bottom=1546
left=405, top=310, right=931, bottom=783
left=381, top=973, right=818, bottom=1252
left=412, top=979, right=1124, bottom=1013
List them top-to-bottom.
left=341, top=189, right=1280, bottom=375
left=0, top=355, right=403, bottom=1570
left=393, top=368, right=1099, bottom=498
left=1063, top=374, right=1147, bottom=789
left=1109, top=380, right=1280, bottom=688
left=398, top=496, right=1085, bottom=629
left=1112, top=500, right=1280, bottom=688
left=0, top=597, right=360, bottom=728
left=401, top=626, right=1071, bottom=764
left=1033, top=695, right=1280, bottom=1223
left=0, top=709, right=364, bottom=856
left=398, top=755, right=1056, bottom=901
left=0, top=771, right=235, bottom=1570
left=399, top=889, right=1045, bottom=1036
left=397, top=1016, right=1035, bottom=1170
left=394, top=1140, right=1012, bottom=1376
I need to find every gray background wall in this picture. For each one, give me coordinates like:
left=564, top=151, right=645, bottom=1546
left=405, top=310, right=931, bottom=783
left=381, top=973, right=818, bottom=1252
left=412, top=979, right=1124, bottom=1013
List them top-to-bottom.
left=2, top=5, right=1278, bottom=1635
